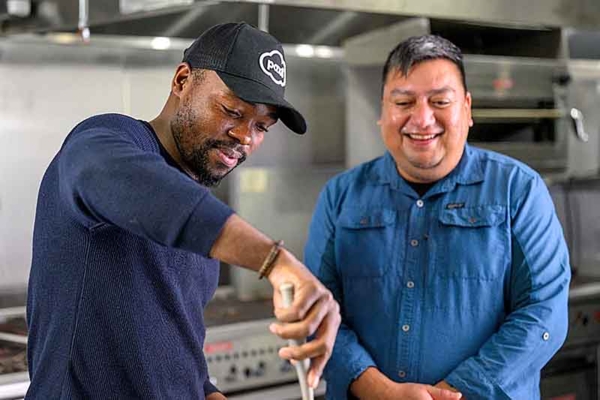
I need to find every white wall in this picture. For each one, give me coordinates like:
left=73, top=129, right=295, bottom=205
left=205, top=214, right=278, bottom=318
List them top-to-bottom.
left=0, top=37, right=347, bottom=292
left=0, top=40, right=174, bottom=290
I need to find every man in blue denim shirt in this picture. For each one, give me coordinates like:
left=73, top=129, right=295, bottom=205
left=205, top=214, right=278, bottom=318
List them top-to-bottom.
left=305, top=35, right=570, bottom=399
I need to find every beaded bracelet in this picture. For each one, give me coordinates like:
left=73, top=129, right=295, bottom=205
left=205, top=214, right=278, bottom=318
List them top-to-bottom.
left=258, top=240, right=284, bottom=280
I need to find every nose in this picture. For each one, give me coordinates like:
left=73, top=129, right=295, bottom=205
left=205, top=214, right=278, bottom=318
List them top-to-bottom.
left=406, top=102, right=436, bottom=130
left=227, top=125, right=252, bottom=146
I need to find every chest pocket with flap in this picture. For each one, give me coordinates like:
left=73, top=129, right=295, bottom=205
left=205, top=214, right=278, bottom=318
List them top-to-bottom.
left=435, top=205, right=509, bottom=279
left=336, top=208, right=397, bottom=278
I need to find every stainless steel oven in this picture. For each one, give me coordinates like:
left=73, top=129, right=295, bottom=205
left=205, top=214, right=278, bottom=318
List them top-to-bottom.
left=344, top=22, right=600, bottom=178
left=463, top=55, right=600, bottom=178
left=465, top=55, right=573, bottom=173
left=542, top=180, right=600, bottom=400
left=541, top=281, right=600, bottom=400
left=203, top=292, right=327, bottom=399
left=0, top=299, right=327, bottom=400
left=0, top=307, right=28, bottom=400
left=541, top=344, right=598, bottom=400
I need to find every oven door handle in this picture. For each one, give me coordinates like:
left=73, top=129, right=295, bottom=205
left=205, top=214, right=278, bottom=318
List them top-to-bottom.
left=570, top=107, right=590, bottom=142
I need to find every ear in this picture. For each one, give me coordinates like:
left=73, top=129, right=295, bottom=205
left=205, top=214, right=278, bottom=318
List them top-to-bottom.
left=172, top=63, right=192, bottom=98
left=465, top=91, right=473, bottom=127
left=377, top=98, right=384, bottom=126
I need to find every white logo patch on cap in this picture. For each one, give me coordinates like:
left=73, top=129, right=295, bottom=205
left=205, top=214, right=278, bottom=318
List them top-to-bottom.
left=259, top=50, right=286, bottom=87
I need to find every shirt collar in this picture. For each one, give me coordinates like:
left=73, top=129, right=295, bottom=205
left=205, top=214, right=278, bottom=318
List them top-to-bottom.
left=373, top=144, right=485, bottom=196
left=441, top=144, right=485, bottom=186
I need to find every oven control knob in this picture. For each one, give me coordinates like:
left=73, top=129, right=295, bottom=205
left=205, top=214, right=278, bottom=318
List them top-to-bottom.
left=552, top=73, right=571, bottom=86
left=582, top=315, right=589, bottom=326
left=280, top=360, right=293, bottom=373
left=255, top=362, right=266, bottom=377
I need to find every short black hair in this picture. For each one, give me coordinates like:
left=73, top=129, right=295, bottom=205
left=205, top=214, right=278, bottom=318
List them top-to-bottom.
left=381, top=35, right=467, bottom=95
left=191, top=68, right=207, bottom=84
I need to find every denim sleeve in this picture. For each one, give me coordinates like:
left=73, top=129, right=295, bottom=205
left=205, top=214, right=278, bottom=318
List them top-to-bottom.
left=445, top=175, right=570, bottom=398
left=304, top=183, right=377, bottom=400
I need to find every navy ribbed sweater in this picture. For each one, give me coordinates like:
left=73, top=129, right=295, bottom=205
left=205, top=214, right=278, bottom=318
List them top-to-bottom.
left=27, top=114, right=234, bottom=399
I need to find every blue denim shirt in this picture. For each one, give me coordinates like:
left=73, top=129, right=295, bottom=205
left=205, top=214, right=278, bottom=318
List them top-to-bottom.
left=305, top=145, right=570, bottom=399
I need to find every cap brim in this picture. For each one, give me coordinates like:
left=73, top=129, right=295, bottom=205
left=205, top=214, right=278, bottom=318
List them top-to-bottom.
left=216, top=71, right=307, bottom=135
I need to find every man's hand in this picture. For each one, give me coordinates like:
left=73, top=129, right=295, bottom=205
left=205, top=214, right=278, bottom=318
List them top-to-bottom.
left=208, top=215, right=340, bottom=389
left=267, top=248, right=341, bottom=389
left=351, top=368, right=462, bottom=400
left=435, top=381, right=463, bottom=398
left=386, top=383, right=463, bottom=400
left=206, top=392, right=227, bottom=400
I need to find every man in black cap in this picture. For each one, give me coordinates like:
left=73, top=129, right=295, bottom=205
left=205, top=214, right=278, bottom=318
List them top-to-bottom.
left=26, top=22, right=340, bottom=399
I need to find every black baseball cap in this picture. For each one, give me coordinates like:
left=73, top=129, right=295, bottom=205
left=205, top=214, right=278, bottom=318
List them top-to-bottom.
left=182, top=22, right=307, bottom=134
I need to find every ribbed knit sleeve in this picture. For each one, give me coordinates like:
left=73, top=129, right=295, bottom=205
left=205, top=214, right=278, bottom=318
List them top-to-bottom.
left=57, top=121, right=233, bottom=257
left=203, top=380, right=220, bottom=396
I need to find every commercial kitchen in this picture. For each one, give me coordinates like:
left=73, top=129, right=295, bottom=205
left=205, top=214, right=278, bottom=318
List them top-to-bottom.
left=1, top=0, right=600, bottom=399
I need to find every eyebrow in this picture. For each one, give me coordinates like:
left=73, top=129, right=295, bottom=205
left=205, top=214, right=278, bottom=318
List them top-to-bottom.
left=390, top=86, right=456, bottom=96
left=221, top=91, right=278, bottom=121
left=262, top=110, right=279, bottom=124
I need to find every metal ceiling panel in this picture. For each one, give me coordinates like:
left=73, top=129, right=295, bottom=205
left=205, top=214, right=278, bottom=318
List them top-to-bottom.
left=1, top=0, right=600, bottom=45
left=120, top=0, right=194, bottom=15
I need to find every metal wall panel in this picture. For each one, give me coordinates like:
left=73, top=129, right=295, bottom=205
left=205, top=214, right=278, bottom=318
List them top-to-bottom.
left=0, top=36, right=346, bottom=292
left=0, top=39, right=187, bottom=291
left=242, top=54, right=346, bottom=167
left=567, top=61, right=600, bottom=178
left=0, top=62, right=126, bottom=291
left=228, top=167, right=343, bottom=300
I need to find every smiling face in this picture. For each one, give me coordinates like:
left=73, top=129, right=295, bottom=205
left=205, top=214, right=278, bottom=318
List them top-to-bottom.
left=379, top=58, right=473, bottom=183
left=170, top=69, right=277, bottom=186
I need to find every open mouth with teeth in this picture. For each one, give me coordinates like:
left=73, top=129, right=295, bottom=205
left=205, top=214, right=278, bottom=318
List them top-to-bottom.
left=404, top=132, right=443, bottom=143
left=214, top=146, right=245, bottom=168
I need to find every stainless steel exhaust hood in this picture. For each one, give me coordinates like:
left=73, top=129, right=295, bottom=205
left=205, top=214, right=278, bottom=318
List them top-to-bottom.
left=2, top=0, right=600, bottom=44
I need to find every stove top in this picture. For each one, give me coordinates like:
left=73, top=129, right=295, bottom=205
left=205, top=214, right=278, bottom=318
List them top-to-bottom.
left=570, top=272, right=600, bottom=286
left=568, top=273, right=600, bottom=302
left=1, top=277, right=598, bottom=382
left=0, top=294, right=276, bottom=380
left=204, top=296, right=273, bottom=328
left=0, top=317, right=27, bottom=375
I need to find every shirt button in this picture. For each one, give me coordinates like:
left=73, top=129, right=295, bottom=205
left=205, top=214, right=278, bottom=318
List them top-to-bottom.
left=416, top=199, right=424, bottom=208
left=410, top=239, right=419, bottom=247
left=406, top=281, right=415, bottom=288
left=402, top=324, right=410, bottom=332
left=543, top=332, right=550, bottom=341
left=398, top=370, right=406, bottom=378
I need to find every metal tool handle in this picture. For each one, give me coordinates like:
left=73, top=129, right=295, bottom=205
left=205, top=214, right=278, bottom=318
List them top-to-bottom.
left=570, top=108, right=589, bottom=142
left=279, top=283, right=314, bottom=400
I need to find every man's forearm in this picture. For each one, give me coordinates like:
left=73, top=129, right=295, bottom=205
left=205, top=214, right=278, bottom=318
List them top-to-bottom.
left=209, top=214, right=275, bottom=271
left=350, top=367, right=393, bottom=399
